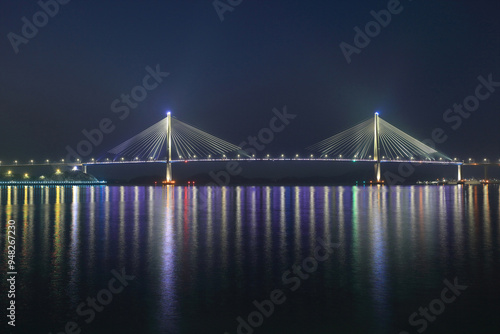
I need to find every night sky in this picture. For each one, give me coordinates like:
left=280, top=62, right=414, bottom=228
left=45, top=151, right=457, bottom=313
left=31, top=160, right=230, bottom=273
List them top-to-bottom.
left=1, top=0, right=500, bottom=166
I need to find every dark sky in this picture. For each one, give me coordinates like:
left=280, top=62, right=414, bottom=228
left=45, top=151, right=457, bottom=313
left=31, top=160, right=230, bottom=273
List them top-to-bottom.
left=1, top=0, right=500, bottom=164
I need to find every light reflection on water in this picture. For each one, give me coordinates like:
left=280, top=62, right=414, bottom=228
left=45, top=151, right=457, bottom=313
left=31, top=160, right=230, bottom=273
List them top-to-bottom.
left=0, top=185, right=499, bottom=333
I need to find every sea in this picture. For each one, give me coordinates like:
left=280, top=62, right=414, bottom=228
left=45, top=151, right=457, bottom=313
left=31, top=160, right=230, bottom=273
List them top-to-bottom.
left=1, top=185, right=499, bottom=333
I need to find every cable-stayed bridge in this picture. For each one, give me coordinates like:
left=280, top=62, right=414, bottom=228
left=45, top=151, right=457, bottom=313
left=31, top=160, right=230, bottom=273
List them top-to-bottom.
left=1, top=112, right=497, bottom=184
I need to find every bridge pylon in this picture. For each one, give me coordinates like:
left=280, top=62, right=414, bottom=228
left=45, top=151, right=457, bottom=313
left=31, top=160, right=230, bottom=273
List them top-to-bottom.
left=163, top=111, right=175, bottom=185
left=373, top=112, right=383, bottom=183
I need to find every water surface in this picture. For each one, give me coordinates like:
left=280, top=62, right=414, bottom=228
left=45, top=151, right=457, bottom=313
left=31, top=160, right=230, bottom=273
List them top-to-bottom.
left=1, top=185, right=499, bottom=333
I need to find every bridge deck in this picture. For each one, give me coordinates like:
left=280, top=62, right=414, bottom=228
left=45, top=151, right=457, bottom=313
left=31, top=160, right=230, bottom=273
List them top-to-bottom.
left=0, top=158, right=468, bottom=168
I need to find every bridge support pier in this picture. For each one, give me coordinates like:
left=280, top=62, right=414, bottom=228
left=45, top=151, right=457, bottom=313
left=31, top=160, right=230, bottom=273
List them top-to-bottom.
left=163, top=111, right=175, bottom=185
left=166, top=162, right=172, bottom=183
left=374, top=162, right=381, bottom=183
left=457, top=164, right=462, bottom=181
left=83, top=165, right=87, bottom=174
left=484, top=165, right=489, bottom=181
